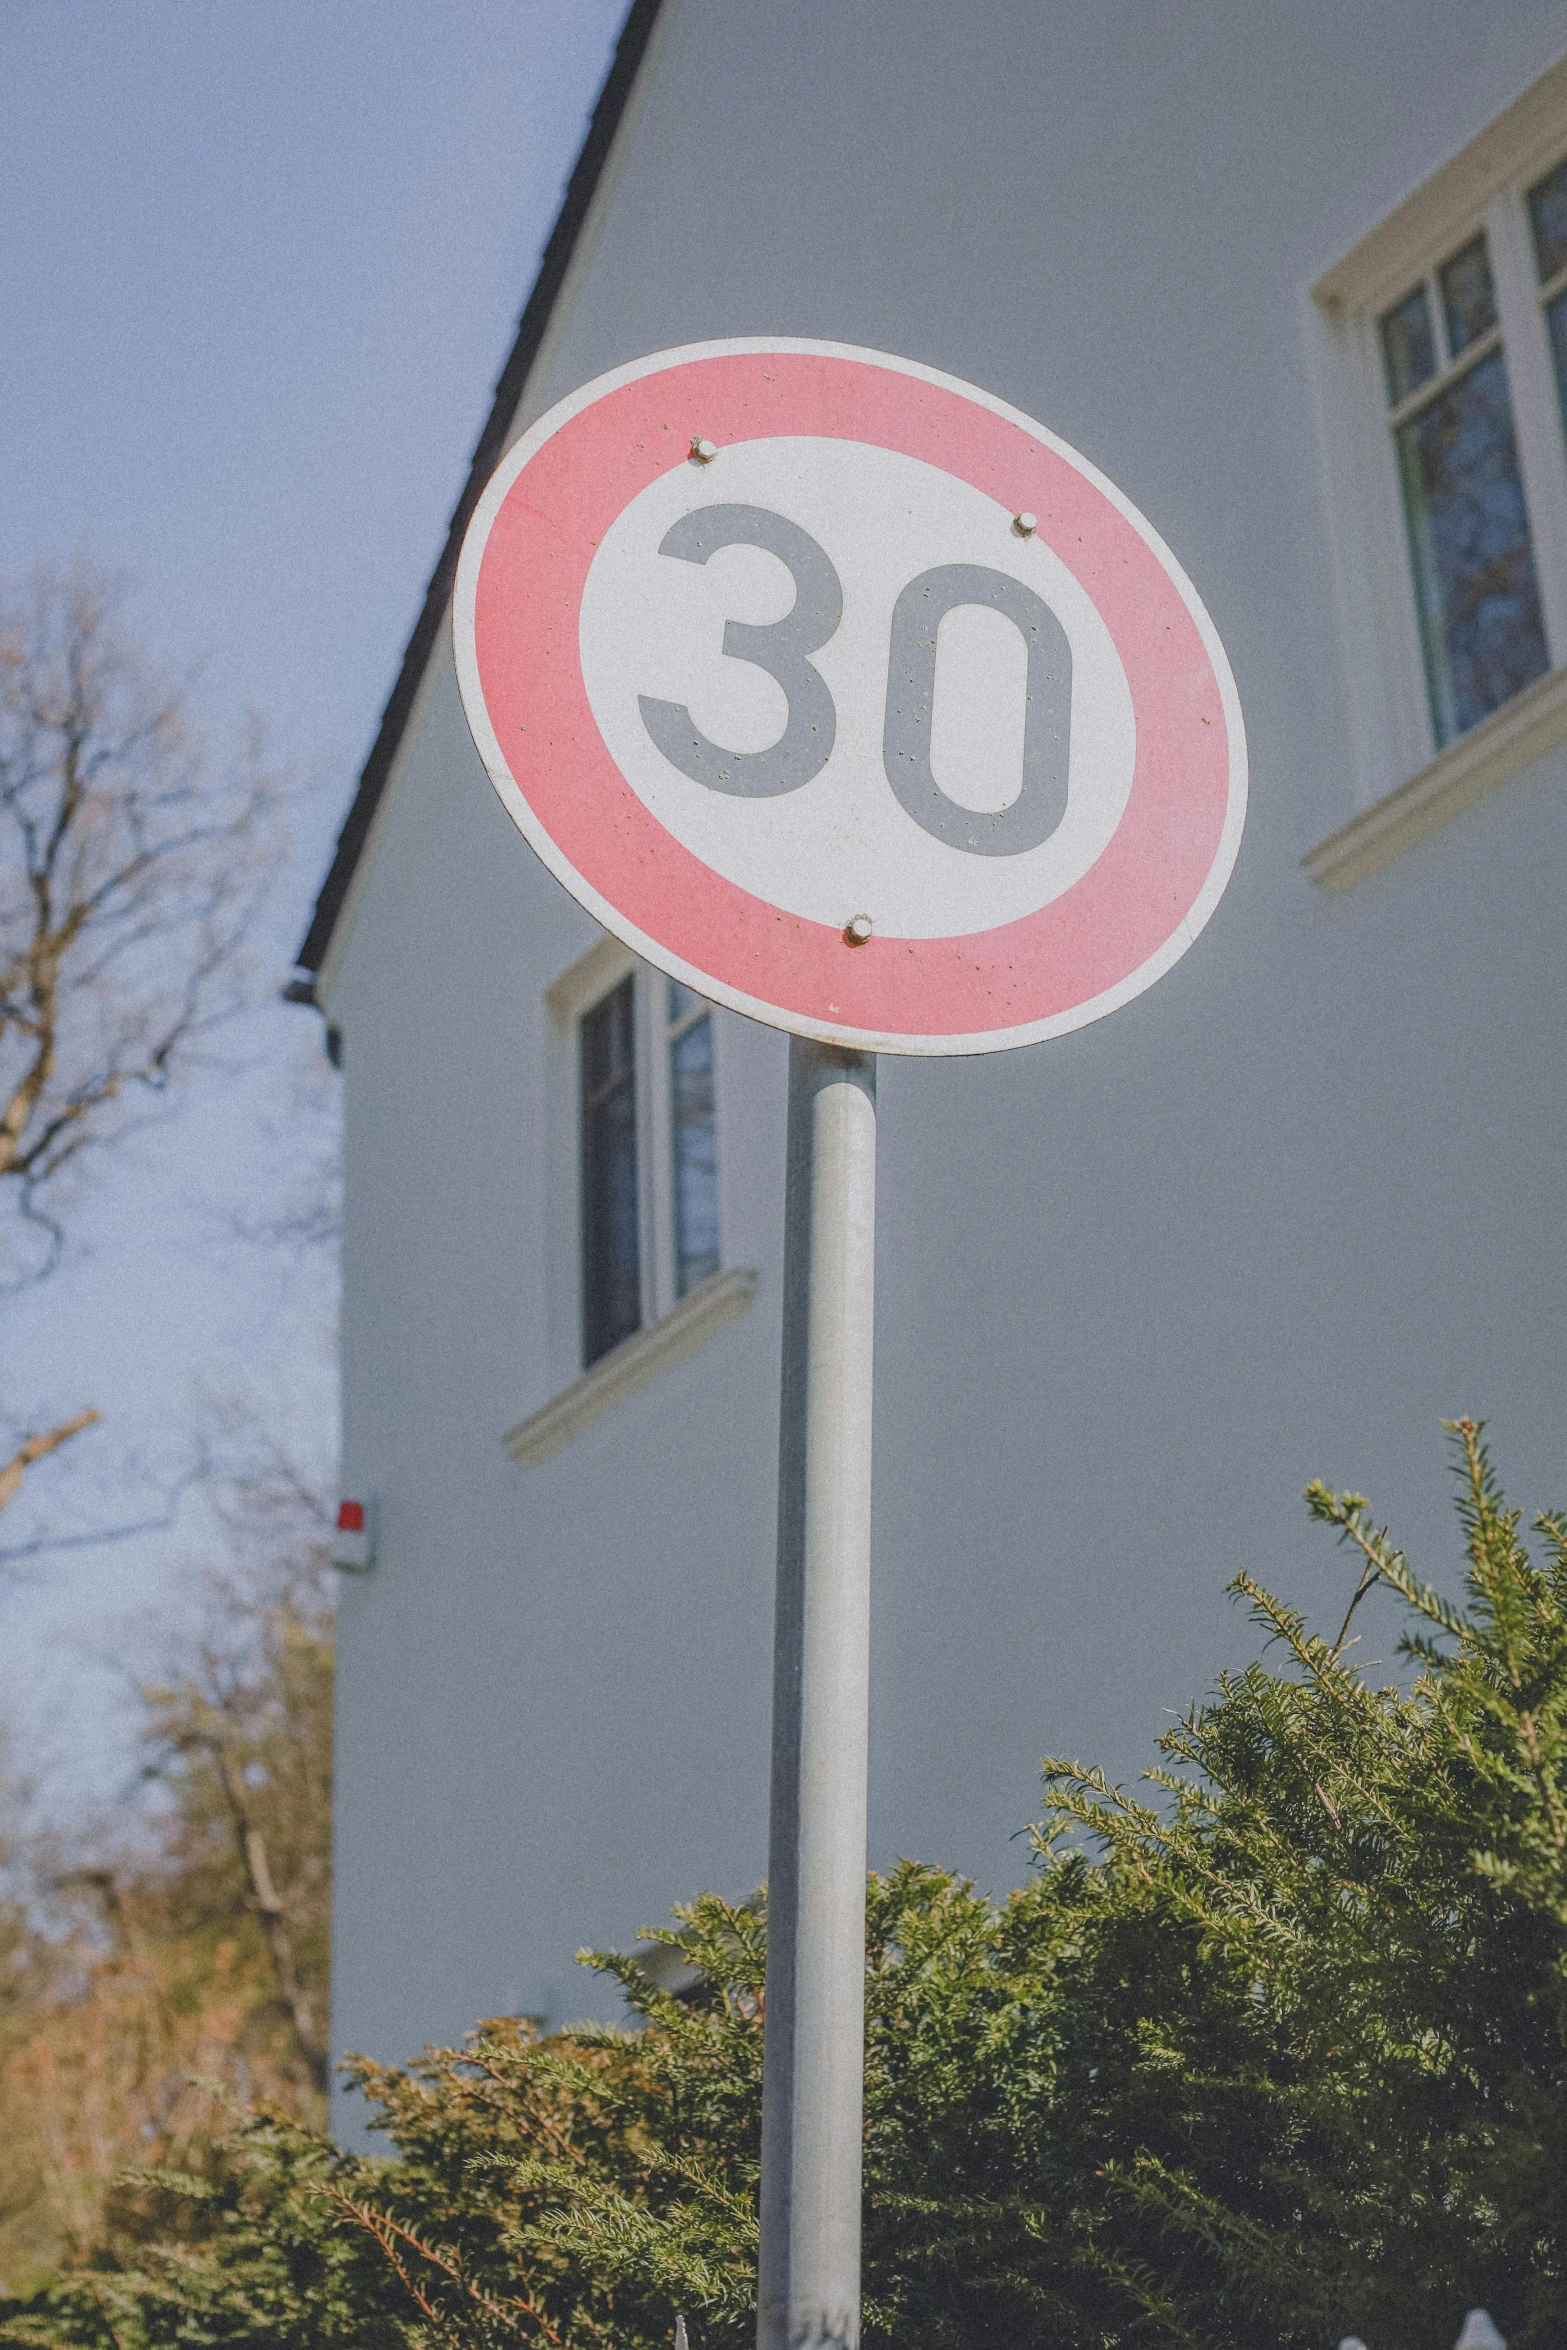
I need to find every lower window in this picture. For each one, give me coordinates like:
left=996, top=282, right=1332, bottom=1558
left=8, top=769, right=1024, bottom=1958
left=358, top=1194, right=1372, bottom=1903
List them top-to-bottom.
left=576, top=965, right=722, bottom=1370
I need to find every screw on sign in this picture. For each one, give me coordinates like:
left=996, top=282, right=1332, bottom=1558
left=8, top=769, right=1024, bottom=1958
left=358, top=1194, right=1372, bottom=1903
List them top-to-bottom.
left=454, top=340, right=1247, bottom=2350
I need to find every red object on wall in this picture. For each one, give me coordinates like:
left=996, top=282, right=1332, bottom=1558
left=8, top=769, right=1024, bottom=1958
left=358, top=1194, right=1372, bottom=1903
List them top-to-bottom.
left=333, top=1497, right=375, bottom=1572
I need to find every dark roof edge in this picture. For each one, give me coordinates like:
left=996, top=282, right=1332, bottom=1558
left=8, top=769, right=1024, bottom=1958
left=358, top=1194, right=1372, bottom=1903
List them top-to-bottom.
left=295, top=0, right=667, bottom=977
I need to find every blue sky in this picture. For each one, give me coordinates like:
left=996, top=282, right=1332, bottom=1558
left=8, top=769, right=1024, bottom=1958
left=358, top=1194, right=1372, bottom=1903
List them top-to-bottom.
left=0, top=0, right=626, bottom=1803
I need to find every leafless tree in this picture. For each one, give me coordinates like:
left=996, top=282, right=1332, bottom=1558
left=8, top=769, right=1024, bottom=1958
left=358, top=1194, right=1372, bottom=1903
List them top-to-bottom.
left=0, top=559, right=279, bottom=1520
left=210, top=1033, right=342, bottom=1265
left=133, top=1413, right=336, bottom=2094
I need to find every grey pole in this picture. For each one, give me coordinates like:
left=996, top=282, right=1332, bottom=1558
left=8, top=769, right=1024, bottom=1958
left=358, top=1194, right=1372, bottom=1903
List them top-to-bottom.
left=757, top=1036, right=877, bottom=2350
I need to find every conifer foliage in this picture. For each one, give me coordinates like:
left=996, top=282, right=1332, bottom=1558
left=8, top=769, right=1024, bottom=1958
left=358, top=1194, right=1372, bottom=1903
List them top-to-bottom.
left=5, top=1423, right=1565, bottom=2347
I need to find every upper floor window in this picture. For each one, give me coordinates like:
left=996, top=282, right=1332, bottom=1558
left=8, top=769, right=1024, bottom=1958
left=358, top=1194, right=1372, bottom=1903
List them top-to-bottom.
left=1311, top=63, right=1567, bottom=819
left=1379, top=227, right=1549, bottom=746
left=576, top=963, right=723, bottom=1370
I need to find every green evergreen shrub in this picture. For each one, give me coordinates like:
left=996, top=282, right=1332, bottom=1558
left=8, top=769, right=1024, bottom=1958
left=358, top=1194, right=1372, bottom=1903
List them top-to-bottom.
left=5, top=1422, right=1563, bottom=2347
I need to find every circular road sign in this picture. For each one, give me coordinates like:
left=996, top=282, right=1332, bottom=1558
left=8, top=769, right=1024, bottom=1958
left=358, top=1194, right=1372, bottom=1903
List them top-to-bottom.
left=453, top=338, right=1246, bottom=1057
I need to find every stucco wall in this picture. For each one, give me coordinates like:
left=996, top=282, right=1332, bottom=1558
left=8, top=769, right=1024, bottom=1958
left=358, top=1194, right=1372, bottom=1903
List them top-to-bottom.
left=322, top=0, right=1567, bottom=2135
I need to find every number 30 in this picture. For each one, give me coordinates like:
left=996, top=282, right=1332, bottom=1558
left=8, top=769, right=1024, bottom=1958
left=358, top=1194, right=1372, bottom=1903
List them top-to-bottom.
left=637, top=503, right=1072, bottom=858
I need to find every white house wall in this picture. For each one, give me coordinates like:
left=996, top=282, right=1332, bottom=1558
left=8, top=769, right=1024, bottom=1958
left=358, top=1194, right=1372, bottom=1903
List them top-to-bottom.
left=322, top=0, right=1567, bottom=2135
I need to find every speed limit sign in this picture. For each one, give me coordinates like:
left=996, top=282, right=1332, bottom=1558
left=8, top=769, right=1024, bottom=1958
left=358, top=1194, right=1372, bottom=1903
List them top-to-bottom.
left=453, top=338, right=1246, bottom=1056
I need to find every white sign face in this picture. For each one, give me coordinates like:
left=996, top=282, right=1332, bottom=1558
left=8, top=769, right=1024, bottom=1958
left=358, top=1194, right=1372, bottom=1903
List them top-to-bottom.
left=454, top=339, right=1246, bottom=1056
left=578, top=438, right=1137, bottom=940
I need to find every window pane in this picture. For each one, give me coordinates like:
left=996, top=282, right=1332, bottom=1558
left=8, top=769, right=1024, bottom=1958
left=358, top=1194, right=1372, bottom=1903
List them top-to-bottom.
left=1529, top=156, right=1567, bottom=283
left=1438, top=234, right=1497, bottom=357
left=1382, top=283, right=1435, bottom=406
left=1545, top=287, right=1567, bottom=441
left=1394, top=349, right=1549, bottom=747
left=582, top=972, right=633, bottom=1099
left=581, top=977, right=640, bottom=1366
left=667, top=977, right=702, bottom=1028
left=670, top=1012, right=719, bottom=1298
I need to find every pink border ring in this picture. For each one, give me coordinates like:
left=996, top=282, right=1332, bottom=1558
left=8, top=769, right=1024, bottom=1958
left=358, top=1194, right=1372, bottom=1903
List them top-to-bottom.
left=453, top=339, right=1246, bottom=1058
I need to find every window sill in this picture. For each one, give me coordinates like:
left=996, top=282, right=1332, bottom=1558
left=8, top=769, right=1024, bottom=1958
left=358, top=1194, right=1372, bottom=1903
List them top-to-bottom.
left=1303, top=662, right=1567, bottom=890
left=503, top=1266, right=758, bottom=1467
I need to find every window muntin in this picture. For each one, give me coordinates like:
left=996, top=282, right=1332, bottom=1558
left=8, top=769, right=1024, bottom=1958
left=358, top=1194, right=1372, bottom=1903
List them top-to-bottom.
left=1380, top=230, right=1549, bottom=748
left=580, top=975, right=641, bottom=1367
left=666, top=979, right=719, bottom=1298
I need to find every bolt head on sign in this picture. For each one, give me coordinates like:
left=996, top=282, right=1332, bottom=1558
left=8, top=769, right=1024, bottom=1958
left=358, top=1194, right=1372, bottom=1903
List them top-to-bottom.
left=453, top=339, right=1246, bottom=1056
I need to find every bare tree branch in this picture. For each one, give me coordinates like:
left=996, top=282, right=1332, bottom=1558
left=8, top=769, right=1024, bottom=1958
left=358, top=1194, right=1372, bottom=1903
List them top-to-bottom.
left=0, top=1405, right=97, bottom=1518
left=0, top=1448, right=207, bottom=1568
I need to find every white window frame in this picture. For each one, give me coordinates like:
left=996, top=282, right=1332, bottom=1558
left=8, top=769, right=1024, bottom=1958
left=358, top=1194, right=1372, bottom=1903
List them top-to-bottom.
left=1306, top=53, right=1567, bottom=876
left=541, top=934, right=727, bottom=1394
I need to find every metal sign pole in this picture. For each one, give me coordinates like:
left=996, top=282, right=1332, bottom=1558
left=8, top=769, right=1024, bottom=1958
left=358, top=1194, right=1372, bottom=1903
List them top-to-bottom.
left=757, top=1036, right=878, bottom=2350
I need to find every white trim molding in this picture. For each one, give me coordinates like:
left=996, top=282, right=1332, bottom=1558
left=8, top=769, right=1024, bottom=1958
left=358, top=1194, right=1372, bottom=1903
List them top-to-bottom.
left=1314, top=55, right=1567, bottom=317
left=1303, top=658, right=1567, bottom=890
left=544, top=929, right=635, bottom=1025
left=504, top=1264, right=757, bottom=1466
